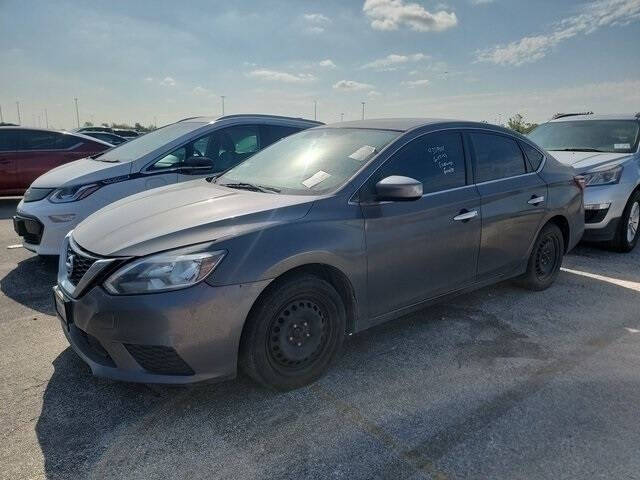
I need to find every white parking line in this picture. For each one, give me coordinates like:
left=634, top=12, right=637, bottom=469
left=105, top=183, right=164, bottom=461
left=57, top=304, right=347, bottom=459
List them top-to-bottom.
left=561, top=267, right=640, bottom=292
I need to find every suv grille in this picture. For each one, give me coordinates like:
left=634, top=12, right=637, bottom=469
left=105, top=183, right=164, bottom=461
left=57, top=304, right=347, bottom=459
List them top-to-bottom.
left=66, top=243, right=98, bottom=286
left=124, top=344, right=195, bottom=376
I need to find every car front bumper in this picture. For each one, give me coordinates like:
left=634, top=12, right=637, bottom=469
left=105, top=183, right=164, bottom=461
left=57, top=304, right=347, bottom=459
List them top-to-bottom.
left=581, top=182, right=635, bottom=242
left=16, top=199, right=83, bottom=255
left=54, top=279, right=270, bottom=384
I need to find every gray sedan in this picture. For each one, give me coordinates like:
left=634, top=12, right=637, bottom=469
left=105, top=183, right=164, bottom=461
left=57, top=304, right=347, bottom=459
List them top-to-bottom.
left=54, top=119, right=584, bottom=390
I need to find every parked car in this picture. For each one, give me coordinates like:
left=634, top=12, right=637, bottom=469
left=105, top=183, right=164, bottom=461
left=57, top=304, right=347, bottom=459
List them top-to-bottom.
left=529, top=113, right=640, bottom=251
left=14, top=115, right=321, bottom=255
left=54, top=119, right=584, bottom=390
left=76, top=126, right=115, bottom=134
left=0, top=127, right=112, bottom=197
left=77, top=127, right=140, bottom=138
left=113, top=129, right=140, bottom=138
left=82, top=131, right=128, bottom=145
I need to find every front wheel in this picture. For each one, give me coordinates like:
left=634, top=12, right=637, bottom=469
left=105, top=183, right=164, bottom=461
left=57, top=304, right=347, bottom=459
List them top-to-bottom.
left=609, top=191, right=640, bottom=253
left=516, top=223, right=564, bottom=291
left=239, top=274, right=346, bottom=390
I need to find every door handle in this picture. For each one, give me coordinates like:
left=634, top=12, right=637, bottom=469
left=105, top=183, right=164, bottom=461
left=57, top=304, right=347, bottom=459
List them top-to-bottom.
left=528, top=195, right=545, bottom=206
left=453, top=210, right=478, bottom=222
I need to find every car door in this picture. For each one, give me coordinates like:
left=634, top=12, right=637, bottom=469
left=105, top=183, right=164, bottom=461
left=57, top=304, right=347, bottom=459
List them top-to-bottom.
left=0, top=129, right=19, bottom=194
left=360, top=130, right=481, bottom=319
left=468, top=131, right=548, bottom=279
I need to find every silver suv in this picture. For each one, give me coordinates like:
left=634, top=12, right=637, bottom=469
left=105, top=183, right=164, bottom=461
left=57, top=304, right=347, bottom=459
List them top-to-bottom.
left=529, top=113, right=640, bottom=252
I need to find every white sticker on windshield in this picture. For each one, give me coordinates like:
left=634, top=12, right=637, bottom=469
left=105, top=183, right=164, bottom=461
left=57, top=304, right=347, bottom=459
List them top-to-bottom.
left=614, top=143, right=631, bottom=149
left=349, top=145, right=376, bottom=161
left=302, top=170, right=331, bottom=188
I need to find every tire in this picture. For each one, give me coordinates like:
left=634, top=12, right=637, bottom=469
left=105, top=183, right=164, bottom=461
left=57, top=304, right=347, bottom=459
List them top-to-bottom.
left=609, top=190, right=640, bottom=253
left=516, top=223, right=564, bottom=291
left=239, top=274, right=346, bottom=391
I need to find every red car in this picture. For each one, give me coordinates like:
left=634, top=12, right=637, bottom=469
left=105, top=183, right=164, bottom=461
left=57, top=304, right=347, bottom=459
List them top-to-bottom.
left=0, top=127, right=112, bottom=196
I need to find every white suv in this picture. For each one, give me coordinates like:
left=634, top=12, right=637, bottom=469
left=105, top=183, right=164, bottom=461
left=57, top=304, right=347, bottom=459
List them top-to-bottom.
left=529, top=113, right=640, bottom=252
left=14, top=115, right=321, bottom=255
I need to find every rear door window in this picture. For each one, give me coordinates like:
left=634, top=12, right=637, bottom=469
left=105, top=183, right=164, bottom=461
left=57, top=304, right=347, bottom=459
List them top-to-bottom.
left=261, top=125, right=302, bottom=147
left=0, top=130, right=19, bottom=151
left=20, top=131, right=82, bottom=150
left=470, top=132, right=527, bottom=182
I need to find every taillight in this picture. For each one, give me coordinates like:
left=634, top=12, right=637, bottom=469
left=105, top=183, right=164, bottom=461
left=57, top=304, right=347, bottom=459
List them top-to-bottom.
left=574, top=175, right=586, bottom=191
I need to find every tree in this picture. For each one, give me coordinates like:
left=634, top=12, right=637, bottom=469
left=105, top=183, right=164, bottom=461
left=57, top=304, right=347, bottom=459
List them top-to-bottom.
left=506, top=113, right=538, bottom=134
left=83, top=121, right=94, bottom=127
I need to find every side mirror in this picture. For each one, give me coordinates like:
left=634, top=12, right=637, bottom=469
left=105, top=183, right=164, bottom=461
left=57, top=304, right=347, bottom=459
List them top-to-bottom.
left=182, top=156, right=214, bottom=173
left=375, top=175, right=423, bottom=201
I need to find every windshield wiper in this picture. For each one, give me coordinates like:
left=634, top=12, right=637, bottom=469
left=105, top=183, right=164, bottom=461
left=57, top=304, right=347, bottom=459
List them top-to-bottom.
left=551, top=148, right=605, bottom=152
left=222, top=182, right=281, bottom=193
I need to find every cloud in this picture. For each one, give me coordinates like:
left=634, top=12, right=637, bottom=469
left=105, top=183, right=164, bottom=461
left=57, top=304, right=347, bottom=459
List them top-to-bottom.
left=363, top=0, right=458, bottom=32
left=470, top=0, right=494, bottom=4
left=477, top=0, right=640, bottom=66
left=303, top=12, right=330, bottom=33
left=362, top=53, right=429, bottom=70
left=318, top=59, right=337, bottom=69
left=247, top=69, right=316, bottom=83
left=159, top=76, right=176, bottom=87
left=402, top=79, right=430, bottom=87
left=333, top=80, right=375, bottom=91
left=193, top=86, right=215, bottom=96
left=368, top=90, right=382, bottom=97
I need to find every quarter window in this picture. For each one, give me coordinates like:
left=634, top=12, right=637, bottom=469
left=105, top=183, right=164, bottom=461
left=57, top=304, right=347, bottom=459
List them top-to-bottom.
left=0, top=130, right=19, bottom=151
left=21, top=131, right=81, bottom=150
left=373, top=131, right=467, bottom=195
left=470, top=133, right=526, bottom=182
left=520, top=142, right=544, bottom=171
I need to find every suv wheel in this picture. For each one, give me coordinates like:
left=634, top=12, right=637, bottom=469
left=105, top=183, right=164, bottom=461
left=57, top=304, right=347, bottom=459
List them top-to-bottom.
left=610, top=190, right=640, bottom=253
left=517, top=223, right=564, bottom=291
left=239, top=274, right=346, bottom=390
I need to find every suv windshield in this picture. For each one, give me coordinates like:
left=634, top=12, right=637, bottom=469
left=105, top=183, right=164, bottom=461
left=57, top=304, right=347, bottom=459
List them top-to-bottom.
left=529, top=120, right=640, bottom=154
left=96, top=121, right=206, bottom=162
left=218, top=128, right=400, bottom=194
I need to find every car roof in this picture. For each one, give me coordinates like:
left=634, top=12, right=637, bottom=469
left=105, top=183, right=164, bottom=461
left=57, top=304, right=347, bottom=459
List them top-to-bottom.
left=549, top=113, right=640, bottom=122
left=178, top=114, right=323, bottom=127
left=322, top=117, right=520, bottom=134
left=0, top=126, right=113, bottom=146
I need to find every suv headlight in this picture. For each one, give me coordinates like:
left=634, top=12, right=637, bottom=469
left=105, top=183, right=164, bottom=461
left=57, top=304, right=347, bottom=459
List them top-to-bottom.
left=582, top=165, right=623, bottom=187
left=49, top=183, right=101, bottom=203
left=104, top=249, right=226, bottom=295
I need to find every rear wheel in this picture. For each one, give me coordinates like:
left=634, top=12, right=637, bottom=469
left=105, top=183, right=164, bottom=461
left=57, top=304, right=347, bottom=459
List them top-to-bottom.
left=609, top=190, right=640, bottom=253
left=517, top=223, right=564, bottom=291
left=239, top=274, right=346, bottom=390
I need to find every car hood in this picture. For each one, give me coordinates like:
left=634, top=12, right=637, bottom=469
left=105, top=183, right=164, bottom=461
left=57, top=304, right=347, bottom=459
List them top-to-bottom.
left=549, top=151, right=633, bottom=172
left=30, top=157, right=132, bottom=188
left=73, top=180, right=316, bottom=257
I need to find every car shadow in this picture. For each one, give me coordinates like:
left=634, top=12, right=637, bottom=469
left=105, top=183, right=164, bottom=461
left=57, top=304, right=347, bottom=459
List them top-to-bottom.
left=0, top=197, right=20, bottom=220
left=0, top=255, right=58, bottom=315
left=33, top=260, right=640, bottom=479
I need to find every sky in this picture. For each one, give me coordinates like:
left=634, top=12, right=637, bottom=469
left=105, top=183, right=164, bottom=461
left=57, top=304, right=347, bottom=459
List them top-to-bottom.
left=1, top=0, right=639, bottom=129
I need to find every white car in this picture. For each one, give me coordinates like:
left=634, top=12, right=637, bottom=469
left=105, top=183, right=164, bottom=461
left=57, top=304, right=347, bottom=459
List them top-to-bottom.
left=529, top=113, right=640, bottom=252
left=14, top=114, right=321, bottom=255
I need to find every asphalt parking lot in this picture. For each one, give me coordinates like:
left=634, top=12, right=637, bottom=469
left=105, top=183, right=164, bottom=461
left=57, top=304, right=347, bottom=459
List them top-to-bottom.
left=1, top=197, right=639, bottom=480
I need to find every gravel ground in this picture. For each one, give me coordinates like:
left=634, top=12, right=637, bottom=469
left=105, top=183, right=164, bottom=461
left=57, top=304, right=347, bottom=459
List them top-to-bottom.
left=1, top=197, right=639, bottom=480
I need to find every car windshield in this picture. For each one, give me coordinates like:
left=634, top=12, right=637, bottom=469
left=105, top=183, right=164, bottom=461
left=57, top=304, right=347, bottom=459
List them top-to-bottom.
left=528, top=120, right=640, bottom=154
left=95, top=121, right=206, bottom=162
left=218, top=128, right=400, bottom=194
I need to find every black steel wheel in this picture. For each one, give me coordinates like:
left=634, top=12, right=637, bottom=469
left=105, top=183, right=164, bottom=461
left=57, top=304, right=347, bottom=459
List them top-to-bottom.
left=517, top=223, right=564, bottom=291
left=239, top=274, right=346, bottom=390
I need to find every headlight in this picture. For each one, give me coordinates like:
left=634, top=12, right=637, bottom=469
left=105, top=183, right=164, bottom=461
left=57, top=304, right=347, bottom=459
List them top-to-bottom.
left=582, top=165, right=623, bottom=187
left=49, top=183, right=101, bottom=203
left=23, top=187, right=54, bottom=202
left=104, top=249, right=226, bottom=295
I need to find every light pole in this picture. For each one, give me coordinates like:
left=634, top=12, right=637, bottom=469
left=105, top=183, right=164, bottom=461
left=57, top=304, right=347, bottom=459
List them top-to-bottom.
left=220, top=96, right=226, bottom=116
left=74, top=98, right=80, bottom=128
left=313, top=100, right=317, bottom=121
left=16, top=101, right=21, bottom=124
left=361, top=102, right=365, bottom=120
left=0, top=104, right=3, bottom=123
left=44, top=108, right=49, bottom=128
left=340, top=112, right=344, bottom=122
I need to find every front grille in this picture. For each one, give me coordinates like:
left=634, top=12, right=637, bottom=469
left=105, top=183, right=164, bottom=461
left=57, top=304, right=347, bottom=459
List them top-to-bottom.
left=585, top=208, right=609, bottom=224
left=13, top=215, right=44, bottom=245
left=66, top=243, right=98, bottom=286
left=124, top=344, right=195, bottom=376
